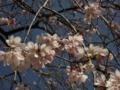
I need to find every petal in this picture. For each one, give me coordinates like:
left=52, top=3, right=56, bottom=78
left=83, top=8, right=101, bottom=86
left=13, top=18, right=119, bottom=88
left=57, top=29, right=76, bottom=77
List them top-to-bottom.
left=9, top=35, right=14, bottom=41
left=14, top=36, right=21, bottom=43
left=6, top=40, right=10, bottom=45
left=28, top=42, right=34, bottom=48
left=116, top=69, right=120, bottom=76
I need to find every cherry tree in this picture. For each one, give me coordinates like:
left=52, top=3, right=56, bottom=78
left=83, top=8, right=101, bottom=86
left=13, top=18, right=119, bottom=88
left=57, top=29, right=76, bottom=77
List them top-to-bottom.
left=0, top=0, right=120, bottom=90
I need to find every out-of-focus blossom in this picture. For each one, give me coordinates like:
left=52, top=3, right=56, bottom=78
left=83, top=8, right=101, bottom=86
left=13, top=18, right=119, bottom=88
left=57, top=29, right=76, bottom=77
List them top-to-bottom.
left=84, top=3, right=103, bottom=24
left=22, top=10, right=29, bottom=14
left=49, top=16, right=57, bottom=22
left=0, top=17, right=9, bottom=24
left=8, top=18, right=16, bottom=28
left=111, top=22, right=120, bottom=31
left=86, top=27, right=96, bottom=34
left=37, top=33, right=60, bottom=48
left=6, top=35, right=21, bottom=47
left=25, top=42, right=38, bottom=58
left=39, top=44, right=52, bottom=57
left=65, top=44, right=76, bottom=54
left=85, top=44, right=100, bottom=56
left=8, top=47, right=24, bottom=66
left=76, top=47, right=85, bottom=59
left=99, top=47, right=108, bottom=56
left=0, top=51, right=9, bottom=66
left=107, top=53, right=114, bottom=62
left=84, top=61, right=96, bottom=73
left=66, top=65, right=88, bottom=84
left=109, top=69, right=120, bottom=83
left=94, top=74, right=106, bottom=87
left=15, top=83, right=30, bottom=90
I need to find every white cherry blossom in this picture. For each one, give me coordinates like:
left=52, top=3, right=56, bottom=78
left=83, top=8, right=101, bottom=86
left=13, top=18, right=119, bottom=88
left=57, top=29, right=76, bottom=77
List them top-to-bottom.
left=6, top=35, right=21, bottom=47
left=85, top=44, right=100, bottom=56
left=94, top=74, right=106, bottom=87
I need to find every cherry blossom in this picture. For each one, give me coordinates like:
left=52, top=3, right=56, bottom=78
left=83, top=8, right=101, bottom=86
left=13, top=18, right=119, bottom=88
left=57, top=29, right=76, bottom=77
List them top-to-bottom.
left=84, top=3, right=103, bottom=24
left=49, top=16, right=57, bottom=22
left=0, top=17, right=9, bottom=24
left=8, top=18, right=16, bottom=28
left=111, top=22, right=120, bottom=31
left=86, top=27, right=96, bottom=34
left=36, top=33, right=60, bottom=48
left=63, top=34, right=83, bottom=47
left=6, top=35, right=21, bottom=47
left=25, top=42, right=38, bottom=58
left=39, top=44, right=52, bottom=57
left=85, top=44, right=100, bottom=56
left=98, top=47, right=108, bottom=57
left=8, top=48, right=24, bottom=66
left=0, top=51, right=9, bottom=66
left=107, top=53, right=114, bottom=62
left=84, top=61, right=96, bottom=73
left=66, top=65, right=88, bottom=84
left=109, top=69, right=120, bottom=83
left=94, top=74, right=106, bottom=87
left=15, top=83, right=30, bottom=90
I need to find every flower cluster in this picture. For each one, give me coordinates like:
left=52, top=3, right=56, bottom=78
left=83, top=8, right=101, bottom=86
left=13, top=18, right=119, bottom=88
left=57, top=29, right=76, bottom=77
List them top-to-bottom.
left=84, top=3, right=103, bottom=24
left=0, top=17, right=16, bottom=28
left=0, top=33, right=114, bottom=86
left=37, top=33, right=60, bottom=48
left=62, top=34, right=83, bottom=57
left=0, top=35, right=57, bottom=71
left=65, top=43, right=113, bottom=84
left=73, top=44, right=109, bottom=62
left=75, top=44, right=111, bottom=63
left=85, top=44, right=108, bottom=57
left=66, top=61, right=96, bottom=83
left=66, top=65, right=88, bottom=83
left=94, top=70, right=120, bottom=90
